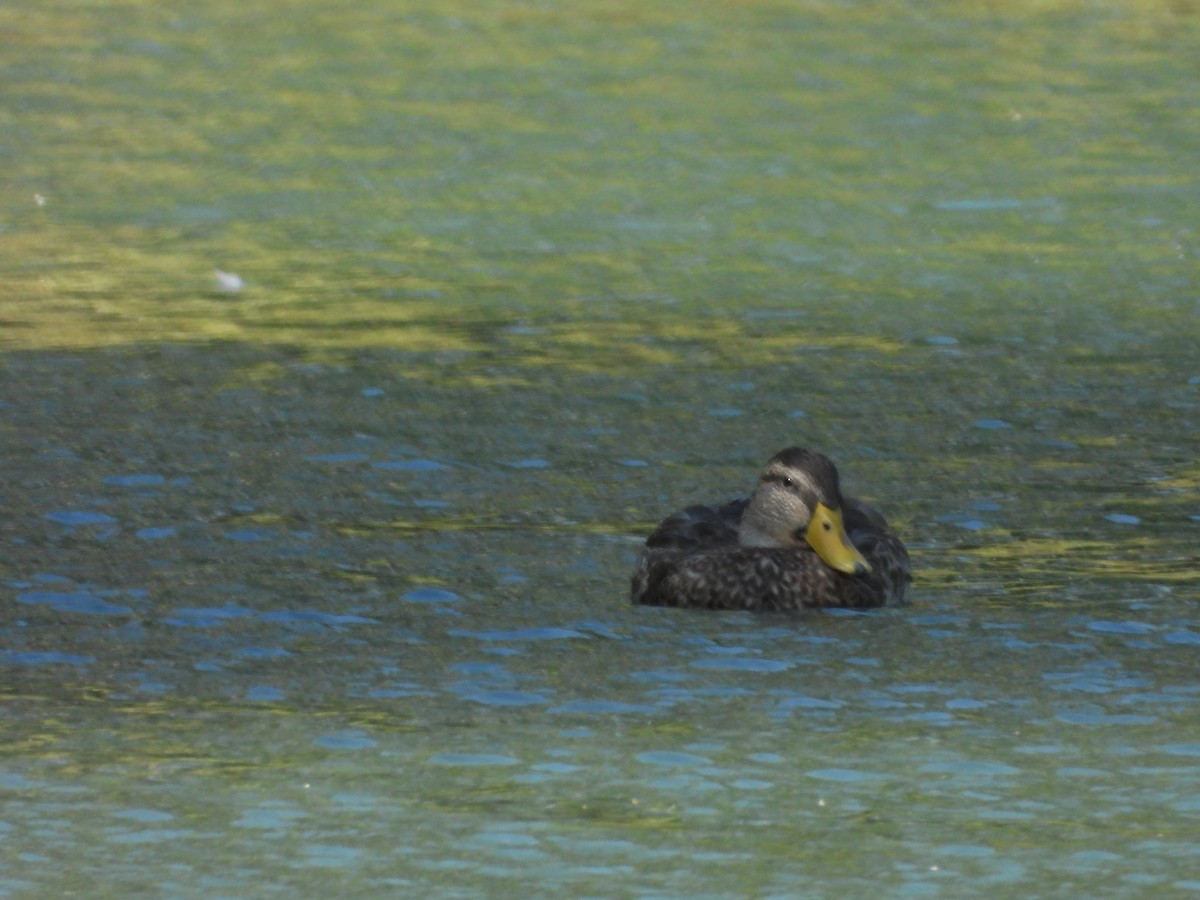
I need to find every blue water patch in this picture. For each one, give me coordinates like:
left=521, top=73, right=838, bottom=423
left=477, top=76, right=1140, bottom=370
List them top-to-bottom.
left=934, top=197, right=1027, bottom=211
left=926, top=335, right=959, bottom=345
left=361, top=387, right=384, bottom=397
left=707, top=408, right=744, bottom=417
left=973, top=418, right=1012, bottom=430
left=1043, top=438, right=1080, bottom=450
left=306, top=452, right=370, bottom=464
left=374, top=458, right=449, bottom=471
left=506, top=458, right=550, bottom=469
left=618, top=459, right=648, bottom=467
left=104, top=474, right=166, bottom=488
left=412, top=498, right=449, bottom=508
left=45, top=510, right=116, bottom=526
left=937, top=512, right=991, bottom=531
left=1104, top=513, right=1141, bottom=525
left=136, top=527, right=176, bottom=540
left=225, top=530, right=267, bottom=542
left=32, top=572, right=73, bottom=584
left=402, top=587, right=462, bottom=604
left=17, top=590, right=132, bottom=616
left=163, top=605, right=255, bottom=627
left=258, top=610, right=378, bottom=625
left=911, top=614, right=968, bottom=626
left=572, top=620, right=625, bottom=640
left=1086, top=620, right=1157, bottom=635
left=451, top=627, right=586, bottom=642
left=1162, top=630, right=1200, bottom=645
left=234, top=646, right=292, bottom=660
left=0, top=650, right=95, bottom=666
left=691, top=656, right=791, bottom=672
left=845, top=657, right=880, bottom=667
left=451, top=661, right=509, bottom=676
left=628, top=669, right=689, bottom=683
left=126, top=674, right=171, bottom=695
left=245, top=685, right=286, bottom=702
left=368, top=686, right=436, bottom=699
left=462, top=690, right=549, bottom=707
left=776, top=695, right=843, bottom=710
left=946, top=698, right=989, bottom=710
left=550, top=700, right=659, bottom=714
left=1056, top=709, right=1158, bottom=726
left=313, top=729, right=377, bottom=750
left=1158, top=743, right=1200, bottom=757
left=637, top=751, right=711, bottom=767
left=747, top=752, right=785, bottom=764
left=429, top=753, right=520, bottom=767
left=919, top=760, right=1022, bottom=777
left=804, top=768, right=892, bottom=783
left=731, top=779, right=774, bottom=791
left=233, top=805, right=307, bottom=830
left=111, top=809, right=175, bottom=824
left=106, top=828, right=194, bottom=845
left=935, top=844, right=997, bottom=859
left=300, top=845, right=364, bottom=868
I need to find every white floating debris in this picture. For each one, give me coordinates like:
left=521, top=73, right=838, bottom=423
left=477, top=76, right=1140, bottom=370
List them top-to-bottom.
left=34, top=194, right=46, bottom=207
left=213, top=269, right=244, bottom=293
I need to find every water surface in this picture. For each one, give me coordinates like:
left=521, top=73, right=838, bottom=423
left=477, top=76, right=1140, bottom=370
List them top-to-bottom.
left=1, top=0, right=1198, bottom=896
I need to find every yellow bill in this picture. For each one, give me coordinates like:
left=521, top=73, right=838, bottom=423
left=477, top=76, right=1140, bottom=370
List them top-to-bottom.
left=805, top=502, right=871, bottom=574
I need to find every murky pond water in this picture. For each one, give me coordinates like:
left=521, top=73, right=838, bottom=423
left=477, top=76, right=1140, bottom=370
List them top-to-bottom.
left=2, top=0, right=1198, bottom=896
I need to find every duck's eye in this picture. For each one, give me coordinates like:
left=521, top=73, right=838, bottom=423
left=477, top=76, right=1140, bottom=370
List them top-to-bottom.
left=781, top=476, right=795, bottom=489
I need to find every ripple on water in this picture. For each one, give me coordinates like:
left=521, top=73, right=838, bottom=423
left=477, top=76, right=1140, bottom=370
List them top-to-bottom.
left=305, top=452, right=370, bottom=464
left=374, top=458, right=450, bottom=472
left=505, top=459, right=550, bottom=469
left=103, top=474, right=167, bottom=488
left=44, top=510, right=117, bottom=526
left=1104, top=513, right=1140, bottom=525
left=136, top=526, right=176, bottom=540
left=224, top=529, right=267, bottom=542
left=402, top=587, right=462, bottom=604
left=17, top=590, right=132, bottom=616
left=162, top=605, right=256, bottom=627
left=258, top=610, right=378, bottom=626
left=1085, top=619, right=1158, bottom=635
left=451, top=627, right=586, bottom=641
left=1162, top=630, right=1200, bottom=646
left=0, top=650, right=95, bottom=666
left=691, top=656, right=791, bottom=673
left=245, top=685, right=286, bottom=702
left=462, top=690, right=550, bottom=707
left=774, top=695, right=844, bottom=711
left=550, top=700, right=659, bottom=714
left=1055, top=706, right=1158, bottom=726
left=313, top=730, right=377, bottom=750
left=1157, top=744, right=1200, bottom=757
left=429, top=753, right=520, bottom=767
left=919, top=760, right=1023, bottom=778
left=804, top=768, right=893, bottom=783
left=111, top=809, right=175, bottom=824
left=299, top=844, right=364, bottom=868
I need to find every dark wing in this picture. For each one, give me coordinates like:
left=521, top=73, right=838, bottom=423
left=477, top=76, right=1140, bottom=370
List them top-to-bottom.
left=845, top=497, right=913, bottom=606
left=631, top=499, right=744, bottom=605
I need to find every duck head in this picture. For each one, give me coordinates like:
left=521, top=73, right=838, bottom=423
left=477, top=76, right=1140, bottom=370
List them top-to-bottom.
left=736, top=447, right=871, bottom=575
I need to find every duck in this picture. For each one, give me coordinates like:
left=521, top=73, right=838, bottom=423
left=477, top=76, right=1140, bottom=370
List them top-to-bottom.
left=631, top=447, right=911, bottom=610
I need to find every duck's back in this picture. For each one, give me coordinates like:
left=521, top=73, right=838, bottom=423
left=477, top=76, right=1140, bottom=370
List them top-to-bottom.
left=631, top=496, right=910, bottom=611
